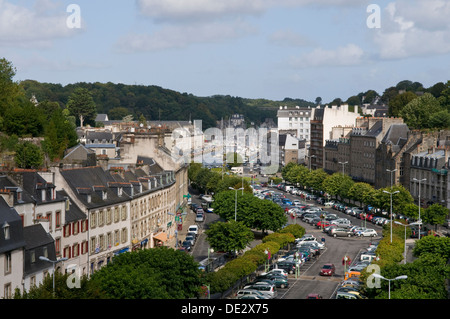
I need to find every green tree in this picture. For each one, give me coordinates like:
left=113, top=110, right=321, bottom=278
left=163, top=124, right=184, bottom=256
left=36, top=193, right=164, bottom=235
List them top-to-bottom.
left=0, top=58, right=20, bottom=116
left=67, top=87, right=97, bottom=127
left=388, top=91, right=417, bottom=117
left=400, top=93, right=442, bottom=129
left=15, top=141, right=44, bottom=169
left=304, top=168, right=328, bottom=193
left=322, top=172, right=354, bottom=200
left=347, top=182, right=375, bottom=206
left=422, top=204, right=449, bottom=231
left=205, top=220, right=254, bottom=254
left=89, top=247, right=203, bottom=299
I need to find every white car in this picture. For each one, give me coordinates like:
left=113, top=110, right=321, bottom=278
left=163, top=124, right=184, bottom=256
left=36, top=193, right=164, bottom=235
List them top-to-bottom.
left=324, top=201, right=335, bottom=206
left=357, top=229, right=378, bottom=237
left=261, top=269, right=288, bottom=278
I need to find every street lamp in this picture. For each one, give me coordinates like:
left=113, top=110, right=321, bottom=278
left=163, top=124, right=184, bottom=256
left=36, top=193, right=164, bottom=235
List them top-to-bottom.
left=338, top=161, right=348, bottom=175
left=413, top=178, right=426, bottom=239
left=229, top=187, right=244, bottom=221
left=383, top=190, right=399, bottom=243
left=394, top=221, right=421, bottom=264
left=39, top=256, right=68, bottom=296
left=372, top=273, right=407, bottom=299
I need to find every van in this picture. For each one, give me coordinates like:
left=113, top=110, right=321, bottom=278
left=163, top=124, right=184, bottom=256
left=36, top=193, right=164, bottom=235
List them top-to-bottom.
left=188, top=225, right=199, bottom=236
left=243, top=283, right=277, bottom=299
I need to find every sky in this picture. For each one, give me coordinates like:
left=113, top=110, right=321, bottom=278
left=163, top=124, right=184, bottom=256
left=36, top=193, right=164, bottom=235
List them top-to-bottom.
left=1, top=0, right=449, bottom=103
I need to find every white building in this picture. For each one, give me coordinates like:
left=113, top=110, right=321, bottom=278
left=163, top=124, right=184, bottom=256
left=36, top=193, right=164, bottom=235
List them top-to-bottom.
left=277, top=106, right=315, bottom=144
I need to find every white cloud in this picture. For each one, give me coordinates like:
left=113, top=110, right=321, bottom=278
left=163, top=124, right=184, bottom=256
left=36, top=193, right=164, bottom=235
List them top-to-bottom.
left=0, top=0, right=82, bottom=48
left=136, top=0, right=365, bottom=22
left=372, top=0, right=450, bottom=59
left=116, top=20, right=257, bottom=53
left=290, top=43, right=365, bottom=68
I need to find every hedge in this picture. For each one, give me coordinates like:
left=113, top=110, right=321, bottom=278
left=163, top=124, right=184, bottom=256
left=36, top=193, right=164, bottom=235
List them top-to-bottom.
left=206, top=223, right=305, bottom=294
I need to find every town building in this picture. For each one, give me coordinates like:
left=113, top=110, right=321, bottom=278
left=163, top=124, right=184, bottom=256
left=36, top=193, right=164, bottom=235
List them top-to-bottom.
left=310, top=104, right=360, bottom=171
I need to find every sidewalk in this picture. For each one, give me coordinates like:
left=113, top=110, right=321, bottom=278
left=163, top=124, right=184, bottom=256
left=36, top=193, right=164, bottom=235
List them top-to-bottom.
left=174, top=206, right=197, bottom=248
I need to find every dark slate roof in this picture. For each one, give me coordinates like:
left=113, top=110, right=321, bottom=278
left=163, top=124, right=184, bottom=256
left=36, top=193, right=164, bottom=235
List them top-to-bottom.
left=364, top=120, right=383, bottom=137
left=381, top=124, right=410, bottom=147
left=137, top=156, right=164, bottom=174
left=61, top=166, right=130, bottom=208
left=19, top=172, right=66, bottom=205
left=0, top=175, right=34, bottom=205
left=56, top=190, right=86, bottom=223
left=0, top=196, right=26, bottom=254
left=23, top=223, right=56, bottom=276
left=23, top=224, right=54, bottom=250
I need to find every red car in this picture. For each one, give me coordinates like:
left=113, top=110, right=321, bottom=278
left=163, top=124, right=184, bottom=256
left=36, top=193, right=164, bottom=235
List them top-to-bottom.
left=316, top=220, right=331, bottom=229
left=320, top=263, right=336, bottom=276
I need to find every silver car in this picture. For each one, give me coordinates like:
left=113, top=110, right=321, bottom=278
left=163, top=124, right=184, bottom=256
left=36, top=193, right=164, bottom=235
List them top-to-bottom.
left=331, top=228, right=353, bottom=237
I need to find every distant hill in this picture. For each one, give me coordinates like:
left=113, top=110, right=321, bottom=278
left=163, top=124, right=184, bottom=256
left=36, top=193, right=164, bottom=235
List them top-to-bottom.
left=20, top=80, right=314, bottom=129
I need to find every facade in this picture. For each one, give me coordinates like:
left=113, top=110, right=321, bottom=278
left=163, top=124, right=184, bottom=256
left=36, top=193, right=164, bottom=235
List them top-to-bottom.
left=310, top=105, right=360, bottom=171
left=277, top=106, right=314, bottom=143
left=0, top=196, right=26, bottom=299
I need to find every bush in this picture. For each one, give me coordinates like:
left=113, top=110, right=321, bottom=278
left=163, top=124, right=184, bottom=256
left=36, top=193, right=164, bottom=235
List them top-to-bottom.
left=279, top=224, right=305, bottom=238
left=262, top=232, right=295, bottom=247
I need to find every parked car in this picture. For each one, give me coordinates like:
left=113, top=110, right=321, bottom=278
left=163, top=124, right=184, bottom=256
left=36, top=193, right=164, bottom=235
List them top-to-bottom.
left=331, top=218, right=352, bottom=228
left=316, top=220, right=331, bottom=229
left=188, top=225, right=199, bottom=236
left=331, top=228, right=353, bottom=237
left=356, top=228, right=378, bottom=237
left=185, top=235, right=196, bottom=246
left=180, top=240, right=192, bottom=252
left=273, top=261, right=297, bottom=274
left=320, top=263, right=336, bottom=276
left=261, top=269, right=288, bottom=278
left=255, top=275, right=289, bottom=289
left=243, top=283, right=277, bottom=299
left=236, top=289, right=269, bottom=299
left=306, top=293, right=323, bottom=299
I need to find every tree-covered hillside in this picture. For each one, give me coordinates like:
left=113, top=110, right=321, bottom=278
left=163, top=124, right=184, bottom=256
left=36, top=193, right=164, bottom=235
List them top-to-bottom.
left=20, top=80, right=314, bottom=129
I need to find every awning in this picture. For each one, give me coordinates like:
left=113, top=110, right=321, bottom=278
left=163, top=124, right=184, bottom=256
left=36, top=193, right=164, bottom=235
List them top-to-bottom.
left=153, top=232, right=169, bottom=242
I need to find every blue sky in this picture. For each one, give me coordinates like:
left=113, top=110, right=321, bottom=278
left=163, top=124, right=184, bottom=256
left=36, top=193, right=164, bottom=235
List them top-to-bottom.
left=1, top=0, right=449, bottom=103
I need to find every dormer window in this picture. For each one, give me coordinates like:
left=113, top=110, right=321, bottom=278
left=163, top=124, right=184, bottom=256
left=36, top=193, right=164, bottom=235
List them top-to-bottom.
left=41, top=189, right=46, bottom=201
left=102, top=191, right=107, bottom=200
left=3, top=222, right=10, bottom=240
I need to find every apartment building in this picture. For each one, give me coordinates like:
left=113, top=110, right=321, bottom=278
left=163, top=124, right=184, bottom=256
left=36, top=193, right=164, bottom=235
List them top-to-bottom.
left=310, top=104, right=360, bottom=171
left=277, top=106, right=314, bottom=142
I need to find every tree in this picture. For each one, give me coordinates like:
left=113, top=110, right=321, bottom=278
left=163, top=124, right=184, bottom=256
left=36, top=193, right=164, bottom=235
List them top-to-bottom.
left=0, top=58, right=20, bottom=116
left=66, top=88, right=97, bottom=127
left=388, top=91, right=417, bottom=117
left=400, top=93, right=442, bottom=129
left=315, top=97, right=322, bottom=105
left=15, top=141, right=44, bottom=169
left=304, top=168, right=328, bottom=192
left=322, top=173, right=354, bottom=200
left=347, top=182, right=375, bottom=206
left=422, top=204, right=449, bottom=231
left=205, top=220, right=254, bottom=254
left=89, top=247, right=203, bottom=299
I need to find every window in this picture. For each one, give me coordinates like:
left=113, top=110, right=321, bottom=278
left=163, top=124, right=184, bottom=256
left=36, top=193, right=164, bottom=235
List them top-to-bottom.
left=114, top=207, right=119, bottom=223
left=55, top=211, right=61, bottom=229
left=90, top=212, right=96, bottom=228
left=3, top=222, right=10, bottom=240
left=64, top=224, right=71, bottom=237
left=55, top=237, right=61, bottom=256
left=43, top=246, right=48, bottom=259
left=30, top=250, right=36, bottom=263
left=5, top=252, right=11, bottom=274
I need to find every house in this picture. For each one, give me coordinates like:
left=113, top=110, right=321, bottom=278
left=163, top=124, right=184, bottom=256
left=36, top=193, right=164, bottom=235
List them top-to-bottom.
left=0, top=196, right=26, bottom=299
left=22, top=224, right=56, bottom=293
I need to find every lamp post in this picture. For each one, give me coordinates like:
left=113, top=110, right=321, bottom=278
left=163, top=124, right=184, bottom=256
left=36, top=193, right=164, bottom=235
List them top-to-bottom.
left=338, top=161, right=348, bottom=175
left=413, top=178, right=426, bottom=239
left=229, top=187, right=244, bottom=221
left=383, top=190, right=399, bottom=243
left=394, top=221, right=421, bottom=264
left=39, top=256, right=68, bottom=296
left=372, top=273, right=407, bottom=299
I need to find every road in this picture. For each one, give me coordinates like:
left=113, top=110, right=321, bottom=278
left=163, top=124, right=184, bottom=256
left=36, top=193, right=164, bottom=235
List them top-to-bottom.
left=187, top=185, right=385, bottom=299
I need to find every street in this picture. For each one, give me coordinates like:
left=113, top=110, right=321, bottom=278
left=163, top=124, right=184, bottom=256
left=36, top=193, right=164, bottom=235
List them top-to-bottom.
left=184, top=183, right=394, bottom=299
